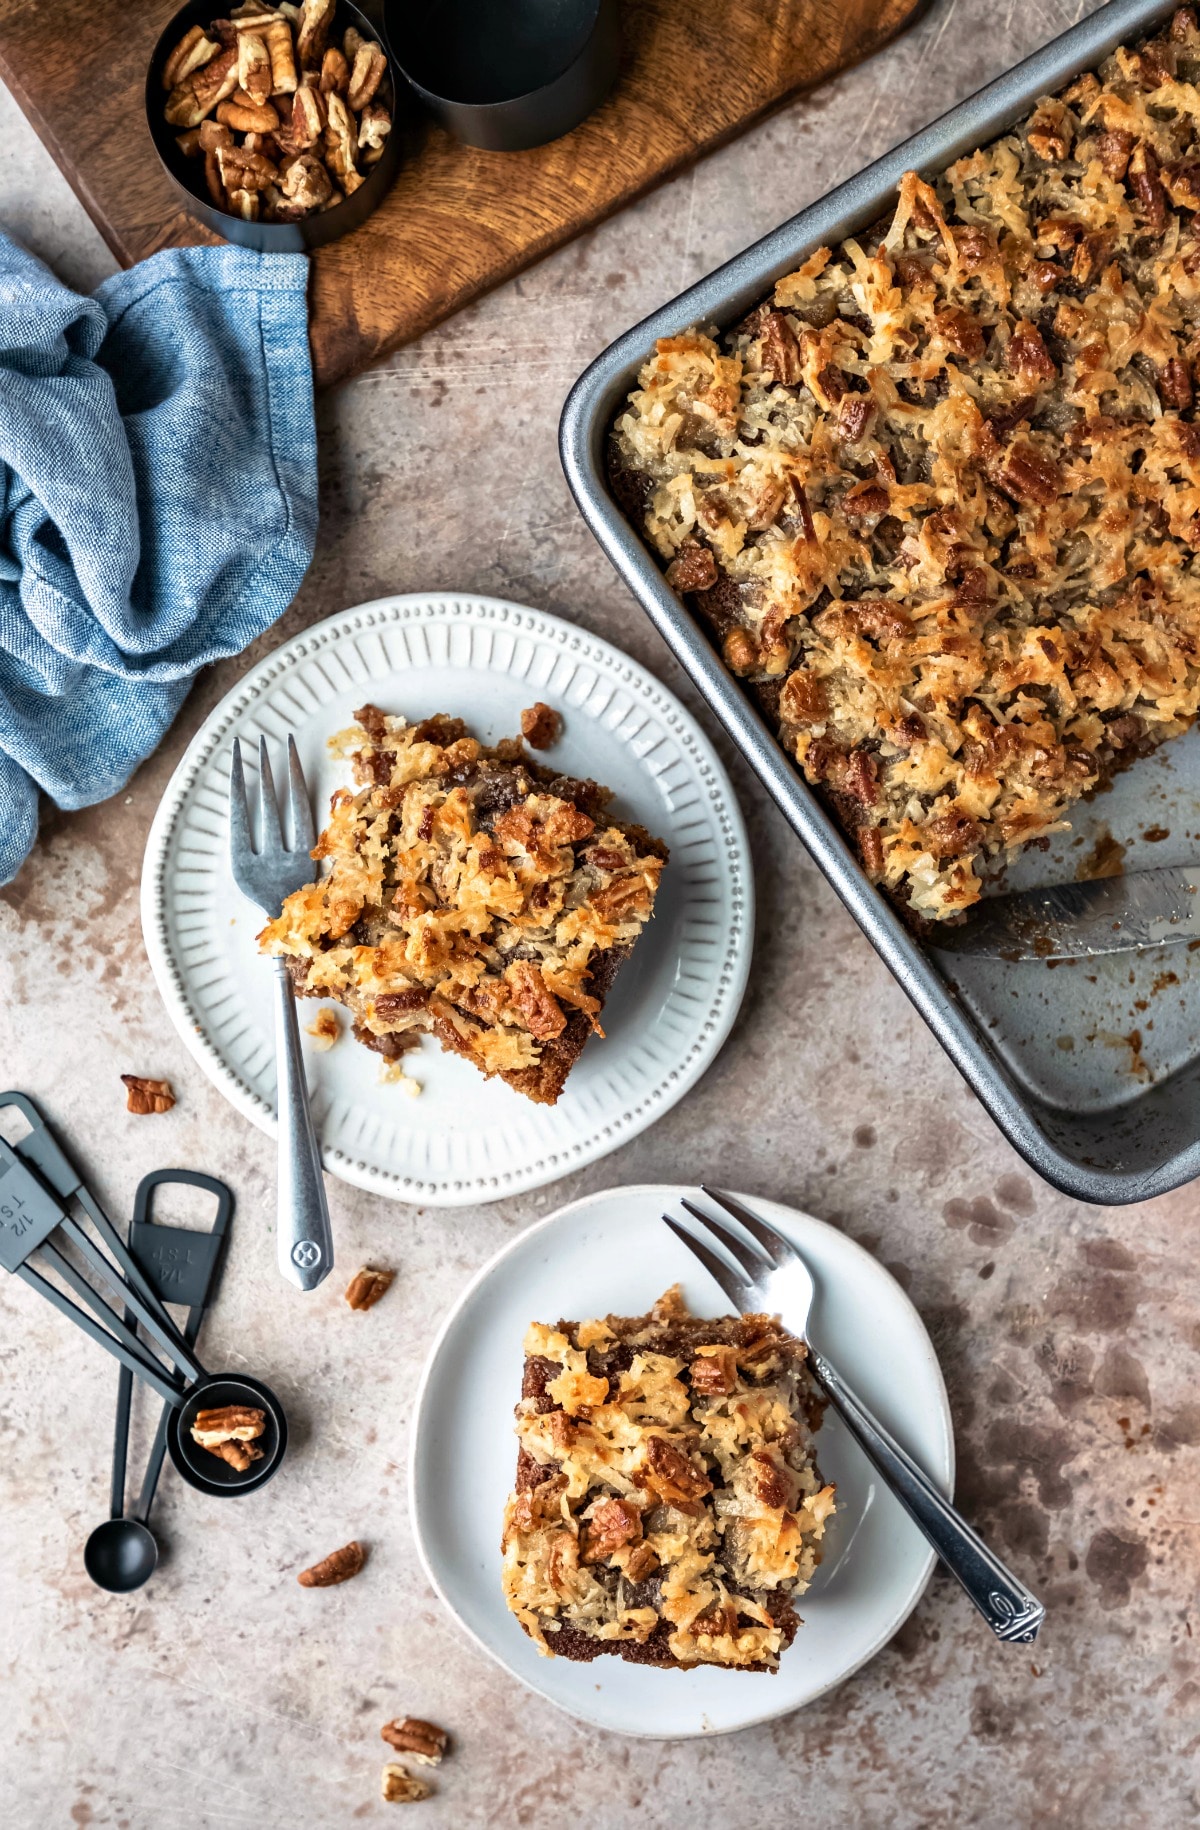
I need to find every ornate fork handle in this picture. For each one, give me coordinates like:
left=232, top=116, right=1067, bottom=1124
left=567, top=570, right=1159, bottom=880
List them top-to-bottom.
left=272, top=958, right=334, bottom=1292
left=808, top=1347, right=1045, bottom=1643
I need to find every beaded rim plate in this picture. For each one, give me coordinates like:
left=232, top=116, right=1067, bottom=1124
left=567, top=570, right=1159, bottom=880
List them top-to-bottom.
left=140, top=594, right=753, bottom=1206
left=409, top=1184, right=954, bottom=1736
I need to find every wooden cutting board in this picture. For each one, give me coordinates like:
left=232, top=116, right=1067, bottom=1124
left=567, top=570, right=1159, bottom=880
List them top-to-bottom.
left=0, top=0, right=923, bottom=387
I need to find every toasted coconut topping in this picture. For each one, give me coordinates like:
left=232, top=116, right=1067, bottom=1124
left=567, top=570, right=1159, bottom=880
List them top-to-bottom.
left=612, top=15, right=1200, bottom=921
left=257, top=708, right=665, bottom=1086
left=502, top=1287, right=835, bottom=1672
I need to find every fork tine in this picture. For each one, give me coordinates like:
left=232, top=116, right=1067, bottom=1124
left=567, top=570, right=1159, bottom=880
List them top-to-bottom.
left=286, top=734, right=316, bottom=856
left=258, top=736, right=285, bottom=853
left=229, top=739, right=254, bottom=858
left=701, top=1186, right=791, bottom=1268
left=680, top=1197, right=772, bottom=1279
left=662, top=1215, right=751, bottom=1311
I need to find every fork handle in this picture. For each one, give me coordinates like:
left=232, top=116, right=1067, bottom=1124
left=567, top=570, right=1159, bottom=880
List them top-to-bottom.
left=273, top=958, right=334, bottom=1292
left=808, top=1348, right=1045, bottom=1644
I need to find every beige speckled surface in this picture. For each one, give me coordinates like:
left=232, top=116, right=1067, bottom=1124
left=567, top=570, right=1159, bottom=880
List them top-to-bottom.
left=3, top=3, right=1200, bottom=1824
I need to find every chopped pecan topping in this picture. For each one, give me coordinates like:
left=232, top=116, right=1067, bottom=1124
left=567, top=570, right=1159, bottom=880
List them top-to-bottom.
left=1095, top=128, right=1134, bottom=181
left=1128, top=140, right=1166, bottom=232
left=935, top=306, right=985, bottom=360
left=757, top=309, right=802, bottom=385
left=1007, top=320, right=1056, bottom=382
left=1158, top=357, right=1193, bottom=410
left=837, top=394, right=874, bottom=442
left=992, top=440, right=1062, bottom=506
left=841, top=481, right=889, bottom=518
left=665, top=540, right=718, bottom=593
left=723, top=626, right=759, bottom=672
left=779, top=669, right=828, bottom=725
left=520, top=702, right=562, bottom=749
left=923, top=809, right=984, bottom=858
left=859, top=826, right=885, bottom=873
left=504, top=961, right=566, bottom=1041
left=375, top=987, right=430, bottom=1018
left=120, top=1074, right=175, bottom=1116
left=345, top=1265, right=395, bottom=1311
left=689, top=1344, right=739, bottom=1394
left=641, top=1435, right=714, bottom=1511
left=751, top=1450, right=793, bottom=1510
left=580, top=1497, right=643, bottom=1563
left=298, top=1541, right=367, bottom=1587
left=381, top=1719, right=448, bottom=1766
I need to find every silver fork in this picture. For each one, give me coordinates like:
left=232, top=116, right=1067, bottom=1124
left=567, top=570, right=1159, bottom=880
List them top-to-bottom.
left=229, top=735, right=334, bottom=1292
left=664, top=1187, right=1046, bottom=1644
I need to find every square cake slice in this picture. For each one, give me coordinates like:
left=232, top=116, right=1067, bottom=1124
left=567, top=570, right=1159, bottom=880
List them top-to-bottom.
left=257, top=707, right=667, bottom=1105
left=501, top=1285, right=836, bottom=1672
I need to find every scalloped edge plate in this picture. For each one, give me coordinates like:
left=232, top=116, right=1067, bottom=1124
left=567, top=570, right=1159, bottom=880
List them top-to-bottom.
left=140, top=594, right=752, bottom=1206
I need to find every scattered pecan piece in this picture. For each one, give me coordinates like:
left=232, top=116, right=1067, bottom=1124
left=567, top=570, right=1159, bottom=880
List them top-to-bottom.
left=520, top=702, right=562, bottom=749
left=121, top=1074, right=175, bottom=1115
left=345, top=1265, right=395, bottom=1311
left=298, top=1541, right=367, bottom=1587
left=381, top=1719, right=449, bottom=1766
left=381, top=1765, right=431, bottom=1804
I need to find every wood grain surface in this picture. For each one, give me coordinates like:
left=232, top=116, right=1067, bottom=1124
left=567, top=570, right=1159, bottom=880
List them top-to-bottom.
left=0, top=0, right=924, bottom=386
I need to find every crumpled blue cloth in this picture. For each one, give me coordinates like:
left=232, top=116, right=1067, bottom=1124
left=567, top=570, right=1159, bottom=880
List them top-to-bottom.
left=0, top=233, right=317, bottom=883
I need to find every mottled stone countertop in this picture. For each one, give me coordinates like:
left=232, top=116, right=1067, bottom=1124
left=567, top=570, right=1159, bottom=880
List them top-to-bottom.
left=2, top=2, right=1198, bottom=1824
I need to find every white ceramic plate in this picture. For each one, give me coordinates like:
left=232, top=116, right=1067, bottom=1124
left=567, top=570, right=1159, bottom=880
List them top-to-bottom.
left=141, top=595, right=751, bottom=1206
left=409, top=1183, right=955, bottom=1738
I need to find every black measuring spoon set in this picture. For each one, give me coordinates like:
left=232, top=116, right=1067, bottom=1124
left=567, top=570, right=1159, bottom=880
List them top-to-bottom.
left=0, top=1093, right=288, bottom=1591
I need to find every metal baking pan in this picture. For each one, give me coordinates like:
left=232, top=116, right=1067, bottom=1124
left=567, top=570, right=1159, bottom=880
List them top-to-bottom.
left=560, top=0, right=1199, bottom=1205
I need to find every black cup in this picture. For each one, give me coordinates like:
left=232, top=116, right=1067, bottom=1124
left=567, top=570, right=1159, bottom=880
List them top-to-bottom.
left=145, top=0, right=401, bottom=252
left=384, top=0, right=619, bottom=151
left=167, top=1373, right=288, bottom=1496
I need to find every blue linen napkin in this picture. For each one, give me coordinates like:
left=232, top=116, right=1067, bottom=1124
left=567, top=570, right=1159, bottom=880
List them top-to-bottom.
left=0, top=233, right=317, bottom=883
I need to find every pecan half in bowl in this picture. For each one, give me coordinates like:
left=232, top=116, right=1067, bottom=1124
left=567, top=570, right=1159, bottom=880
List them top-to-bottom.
left=144, top=0, right=400, bottom=252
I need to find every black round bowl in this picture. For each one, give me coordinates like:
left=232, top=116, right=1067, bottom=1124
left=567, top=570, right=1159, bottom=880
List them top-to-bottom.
left=146, top=0, right=401, bottom=252
left=384, top=0, right=619, bottom=152
left=167, top=1373, right=288, bottom=1497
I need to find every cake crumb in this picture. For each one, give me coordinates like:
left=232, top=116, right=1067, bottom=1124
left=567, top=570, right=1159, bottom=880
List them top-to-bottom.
left=520, top=702, right=562, bottom=749
left=306, top=1008, right=341, bottom=1050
